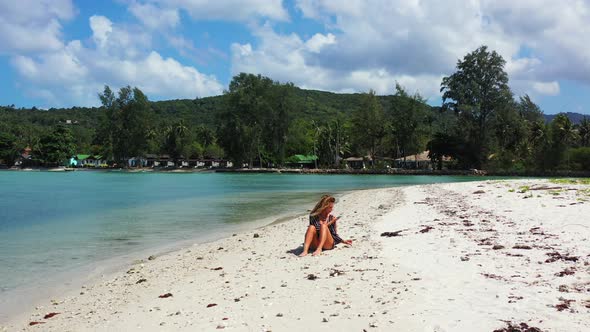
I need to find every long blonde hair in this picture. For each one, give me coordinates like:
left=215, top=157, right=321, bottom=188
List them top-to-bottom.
left=310, top=195, right=335, bottom=217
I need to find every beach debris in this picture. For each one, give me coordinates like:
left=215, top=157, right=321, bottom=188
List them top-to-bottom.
left=529, top=186, right=563, bottom=191
left=473, top=190, right=486, bottom=194
left=419, top=226, right=433, bottom=233
left=529, top=227, right=546, bottom=235
left=380, top=231, right=403, bottom=237
left=253, top=233, right=260, bottom=238
left=477, top=238, right=493, bottom=245
left=493, top=245, right=505, bottom=250
left=512, top=245, right=533, bottom=250
left=217, top=247, right=224, bottom=250
left=545, top=252, right=578, bottom=263
left=148, top=255, right=156, bottom=260
left=460, top=256, right=470, bottom=261
left=211, top=267, right=223, bottom=271
left=555, top=268, right=576, bottom=277
left=329, top=269, right=345, bottom=277
left=482, top=273, right=506, bottom=281
left=307, top=274, right=319, bottom=280
left=136, top=278, right=147, bottom=284
left=158, top=293, right=173, bottom=298
left=555, top=298, right=575, bottom=312
left=207, top=303, right=217, bottom=308
left=44, top=312, right=60, bottom=319
left=276, top=313, right=283, bottom=317
left=322, top=317, right=328, bottom=322
left=29, top=321, right=46, bottom=326
left=493, top=322, right=543, bottom=332
left=216, top=324, right=225, bottom=329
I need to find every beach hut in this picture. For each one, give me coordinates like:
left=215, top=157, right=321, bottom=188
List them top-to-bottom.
left=14, top=147, right=33, bottom=167
left=394, top=151, right=434, bottom=169
left=70, top=154, right=90, bottom=167
left=84, top=154, right=105, bottom=167
left=145, top=154, right=158, bottom=167
left=286, top=154, right=318, bottom=169
left=344, top=157, right=366, bottom=169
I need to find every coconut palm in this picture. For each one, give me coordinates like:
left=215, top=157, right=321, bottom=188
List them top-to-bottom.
left=578, top=117, right=590, bottom=147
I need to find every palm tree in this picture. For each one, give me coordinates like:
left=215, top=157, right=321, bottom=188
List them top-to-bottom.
left=551, top=114, right=577, bottom=169
left=578, top=117, right=590, bottom=147
left=174, top=120, right=189, bottom=140
left=196, top=125, right=215, bottom=147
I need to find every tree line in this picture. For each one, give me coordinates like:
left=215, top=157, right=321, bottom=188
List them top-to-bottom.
left=1, top=45, right=589, bottom=172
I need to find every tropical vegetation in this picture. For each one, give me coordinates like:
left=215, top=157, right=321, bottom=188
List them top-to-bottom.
left=0, top=45, right=589, bottom=172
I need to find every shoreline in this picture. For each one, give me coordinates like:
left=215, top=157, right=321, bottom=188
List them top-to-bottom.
left=3, top=166, right=590, bottom=177
left=2, top=179, right=589, bottom=331
left=0, top=209, right=313, bottom=325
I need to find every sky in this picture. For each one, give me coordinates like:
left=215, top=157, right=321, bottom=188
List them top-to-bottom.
left=0, top=0, right=589, bottom=115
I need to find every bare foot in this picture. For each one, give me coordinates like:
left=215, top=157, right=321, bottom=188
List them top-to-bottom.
left=312, top=250, right=322, bottom=256
left=299, top=252, right=308, bottom=257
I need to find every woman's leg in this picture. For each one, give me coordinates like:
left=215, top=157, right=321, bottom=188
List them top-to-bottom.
left=312, top=224, right=333, bottom=256
left=299, top=225, right=318, bottom=257
left=322, top=230, right=335, bottom=250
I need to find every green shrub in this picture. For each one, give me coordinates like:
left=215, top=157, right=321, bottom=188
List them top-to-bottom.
left=566, top=147, right=590, bottom=171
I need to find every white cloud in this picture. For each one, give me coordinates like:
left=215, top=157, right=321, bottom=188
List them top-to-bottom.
left=0, top=0, right=75, bottom=54
left=146, top=0, right=288, bottom=22
left=231, top=0, right=590, bottom=102
left=128, top=1, right=179, bottom=30
left=10, top=15, right=223, bottom=107
left=89, top=16, right=113, bottom=50
left=231, top=24, right=441, bottom=97
left=305, top=33, right=336, bottom=53
left=532, top=81, right=560, bottom=96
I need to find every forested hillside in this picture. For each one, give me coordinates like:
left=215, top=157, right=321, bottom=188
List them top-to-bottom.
left=1, top=46, right=589, bottom=172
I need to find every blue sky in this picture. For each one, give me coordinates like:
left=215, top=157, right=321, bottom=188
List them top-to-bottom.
left=0, top=0, right=589, bottom=115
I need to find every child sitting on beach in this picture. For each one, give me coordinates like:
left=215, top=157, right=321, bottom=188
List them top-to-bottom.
left=299, top=195, right=353, bottom=257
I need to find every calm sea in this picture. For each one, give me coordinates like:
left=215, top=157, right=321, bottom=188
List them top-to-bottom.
left=0, top=171, right=485, bottom=313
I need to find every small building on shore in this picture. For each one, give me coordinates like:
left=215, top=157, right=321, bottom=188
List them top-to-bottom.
left=14, top=147, right=35, bottom=167
left=394, top=151, right=440, bottom=169
left=285, top=154, right=318, bottom=169
left=85, top=155, right=105, bottom=167
left=344, top=156, right=374, bottom=169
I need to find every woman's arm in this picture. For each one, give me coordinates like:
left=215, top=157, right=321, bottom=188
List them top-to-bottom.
left=327, top=215, right=339, bottom=226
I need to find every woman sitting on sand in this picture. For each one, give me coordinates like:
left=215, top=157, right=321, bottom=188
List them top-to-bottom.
left=299, top=195, right=353, bottom=257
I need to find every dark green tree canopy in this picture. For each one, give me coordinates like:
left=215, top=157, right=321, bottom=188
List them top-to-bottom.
left=440, top=45, right=513, bottom=168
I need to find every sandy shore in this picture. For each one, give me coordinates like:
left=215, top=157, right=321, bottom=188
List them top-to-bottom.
left=2, top=179, right=589, bottom=331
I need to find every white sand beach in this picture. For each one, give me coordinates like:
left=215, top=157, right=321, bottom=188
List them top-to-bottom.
left=2, top=179, right=589, bottom=332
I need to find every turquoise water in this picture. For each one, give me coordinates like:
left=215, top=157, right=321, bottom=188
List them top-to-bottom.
left=0, top=171, right=485, bottom=294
